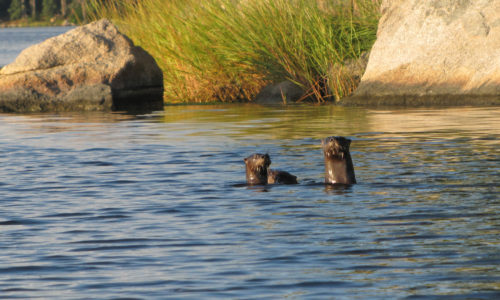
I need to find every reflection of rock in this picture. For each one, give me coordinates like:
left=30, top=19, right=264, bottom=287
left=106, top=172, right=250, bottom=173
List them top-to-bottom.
left=348, top=0, right=500, bottom=106
left=0, top=19, right=164, bottom=112
left=254, top=80, right=304, bottom=104
left=367, top=107, right=500, bottom=135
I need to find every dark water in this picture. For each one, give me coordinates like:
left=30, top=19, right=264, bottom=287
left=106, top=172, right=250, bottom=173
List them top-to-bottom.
left=0, top=26, right=73, bottom=66
left=0, top=105, right=499, bottom=299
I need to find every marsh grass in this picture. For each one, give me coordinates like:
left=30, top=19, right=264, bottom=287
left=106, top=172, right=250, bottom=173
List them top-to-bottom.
left=90, top=0, right=380, bottom=103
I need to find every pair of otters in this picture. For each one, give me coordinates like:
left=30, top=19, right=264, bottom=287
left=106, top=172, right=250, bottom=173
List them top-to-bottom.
left=244, top=136, right=356, bottom=185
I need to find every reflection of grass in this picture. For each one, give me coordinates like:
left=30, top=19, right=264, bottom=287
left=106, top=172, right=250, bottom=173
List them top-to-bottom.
left=90, top=0, right=380, bottom=103
left=158, top=104, right=370, bottom=140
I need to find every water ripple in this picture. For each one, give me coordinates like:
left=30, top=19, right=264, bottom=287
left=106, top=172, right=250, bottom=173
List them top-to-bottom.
left=0, top=105, right=498, bottom=298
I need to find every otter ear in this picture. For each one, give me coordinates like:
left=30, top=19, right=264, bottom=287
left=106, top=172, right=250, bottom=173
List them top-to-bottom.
left=244, top=158, right=248, bottom=164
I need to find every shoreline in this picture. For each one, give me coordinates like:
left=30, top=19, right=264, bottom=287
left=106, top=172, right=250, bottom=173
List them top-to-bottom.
left=2, top=14, right=499, bottom=109
left=0, top=20, right=78, bottom=28
left=342, top=95, right=500, bottom=107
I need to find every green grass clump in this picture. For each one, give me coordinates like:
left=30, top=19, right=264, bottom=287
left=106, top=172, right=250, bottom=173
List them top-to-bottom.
left=90, top=0, right=380, bottom=103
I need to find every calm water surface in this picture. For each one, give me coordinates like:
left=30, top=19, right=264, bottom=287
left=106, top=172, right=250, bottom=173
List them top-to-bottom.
left=0, top=26, right=73, bottom=66
left=0, top=105, right=499, bottom=299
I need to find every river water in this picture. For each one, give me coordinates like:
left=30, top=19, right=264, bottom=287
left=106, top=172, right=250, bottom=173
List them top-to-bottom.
left=0, top=26, right=73, bottom=67
left=1, top=27, right=500, bottom=299
left=0, top=105, right=498, bottom=299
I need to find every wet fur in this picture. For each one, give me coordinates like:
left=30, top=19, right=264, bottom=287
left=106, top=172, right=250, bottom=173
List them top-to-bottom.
left=322, top=136, right=356, bottom=185
left=244, top=153, right=297, bottom=185
left=244, top=153, right=271, bottom=185
left=267, top=169, right=298, bottom=184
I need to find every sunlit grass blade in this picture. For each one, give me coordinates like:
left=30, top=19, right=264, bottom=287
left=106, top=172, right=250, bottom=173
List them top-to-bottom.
left=89, top=0, right=380, bottom=103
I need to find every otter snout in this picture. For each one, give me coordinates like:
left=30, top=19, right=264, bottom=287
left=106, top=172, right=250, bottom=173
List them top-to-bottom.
left=322, top=136, right=351, bottom=159
left=244, top=153, right=271, bottom=185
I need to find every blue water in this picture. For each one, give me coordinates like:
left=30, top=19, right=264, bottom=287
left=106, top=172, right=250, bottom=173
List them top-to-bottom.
left=0, top=26, right=73, bottom=66
left=0, top=27, right=499, bottom=299
left=0, top=105, right=499, bottom=299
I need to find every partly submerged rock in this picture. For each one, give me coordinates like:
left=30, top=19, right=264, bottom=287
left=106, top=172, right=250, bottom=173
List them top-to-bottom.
left=348, top=0, right=500, bottom=106
left=0, top=19, right=164, bottom=112
left=254, top=53, right=369, bottom=105
left=254, top=80, right=304, bottom=104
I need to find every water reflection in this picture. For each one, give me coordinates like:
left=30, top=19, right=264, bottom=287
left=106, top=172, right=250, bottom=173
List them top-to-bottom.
left=159, top=104, right=371, bottom=139
left=0, top=105, right=498, bottom=299
left=368, top=107, right=500, bottom=134
left=324, top=184, right=355, bottom=194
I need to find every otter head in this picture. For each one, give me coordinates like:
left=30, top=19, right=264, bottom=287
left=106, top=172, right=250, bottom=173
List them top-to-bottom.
left=321, top=136, right=356, bottom=185
left=322, top=136, right=351, bottom=160
left=244, top=153, right=271, bottom=185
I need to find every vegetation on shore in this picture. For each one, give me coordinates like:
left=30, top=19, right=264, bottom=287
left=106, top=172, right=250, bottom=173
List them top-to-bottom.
left=0, top=0, right=89, bottom=26
left=91, top=0, right=381, bottom=103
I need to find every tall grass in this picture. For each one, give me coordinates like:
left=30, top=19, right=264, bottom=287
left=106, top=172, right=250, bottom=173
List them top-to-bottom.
left=90, top=0, right=380, bottom=103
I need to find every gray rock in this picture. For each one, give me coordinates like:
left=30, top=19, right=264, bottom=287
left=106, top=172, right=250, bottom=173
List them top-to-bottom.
left=348, top=0, right=500, bottom=106
left=0, top=19, right=164, bottom=112
left=341, top=52, right=370, bottom=86
left=254, top=53, right=370, bottom=104
left=254, top=80, right=305, bottom=104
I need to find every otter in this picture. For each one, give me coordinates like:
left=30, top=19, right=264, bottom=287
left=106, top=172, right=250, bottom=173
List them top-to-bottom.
left=321, top=136, right=356, bottom=185
left=244, top=153, right=297, bottom=185
left=244, top=153, right=271, bottom=185
left=267, top=169, right=298, bottom=184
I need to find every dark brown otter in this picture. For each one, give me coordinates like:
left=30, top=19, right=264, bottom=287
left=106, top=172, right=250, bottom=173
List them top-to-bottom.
left=321, top=136, right=356, bottom=185
left=244, top=153, right=297, bottom=185
left=244, top=153, right=271, bottom=185
left=267, top=169, right=298, bottom=184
